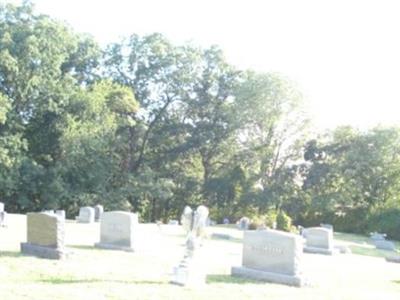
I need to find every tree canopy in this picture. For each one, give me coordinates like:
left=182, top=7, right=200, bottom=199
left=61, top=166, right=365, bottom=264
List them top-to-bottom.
left=1, top=2, right=399, bottom=239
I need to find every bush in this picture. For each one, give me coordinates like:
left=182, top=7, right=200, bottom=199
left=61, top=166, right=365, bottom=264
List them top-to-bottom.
left=367, top=208, right=400, bottom=240
left=276, top=210, right=292, bottom=232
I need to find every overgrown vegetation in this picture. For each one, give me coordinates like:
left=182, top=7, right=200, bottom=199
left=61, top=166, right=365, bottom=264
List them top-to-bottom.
left=0, top=2, right=399, bottom=239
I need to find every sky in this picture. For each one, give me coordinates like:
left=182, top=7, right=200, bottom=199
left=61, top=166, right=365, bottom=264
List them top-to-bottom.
left=9, top=0, right=400, bottom=130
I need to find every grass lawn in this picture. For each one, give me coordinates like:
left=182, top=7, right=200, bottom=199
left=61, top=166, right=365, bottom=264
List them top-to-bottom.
left=1, top=214, right=400, bottom=300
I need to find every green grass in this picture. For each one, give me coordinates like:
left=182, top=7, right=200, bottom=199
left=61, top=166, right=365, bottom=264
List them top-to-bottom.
left=1, top=214, right=400, bottom=300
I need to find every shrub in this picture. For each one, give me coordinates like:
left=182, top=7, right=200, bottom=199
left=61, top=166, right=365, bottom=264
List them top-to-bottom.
left=367, top=208, right=400, bottom=240
left=276, top=210, right=292, bottom=232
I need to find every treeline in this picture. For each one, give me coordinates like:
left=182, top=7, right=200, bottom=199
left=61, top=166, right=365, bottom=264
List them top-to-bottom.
left=0, top=3, right=399, bottom=238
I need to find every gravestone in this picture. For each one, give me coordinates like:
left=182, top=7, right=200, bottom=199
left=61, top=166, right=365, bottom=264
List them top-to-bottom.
left=0, top=202, right=6, bottom=227
left=94, top=205, right=103, bottom=222
left=171, top=205, right=209, bottom=287
left=76, top=206, right=95, bottom=223
left=181, top=206, right=193, bottom=234
left=55, top=210, right=66, bottom=219
left=95, top=211, right=138, bottom=252
left=20, top=212, right=68, bottom=259
left=239, top=217, right=250, bottom=230
left=320, top=223, right=333, bottom=231
left=302, top=227, right=334, bottom=255
left=231, top=230, right=306, bottom=287
left=370, top=232, right=386, bottom=240
left=374, top=240, right=396, bottom=251
left=386, top=255, right=400, bottom=264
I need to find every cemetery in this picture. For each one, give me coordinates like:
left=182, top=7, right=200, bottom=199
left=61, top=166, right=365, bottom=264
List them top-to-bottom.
left=1, top=1, right=400, bottom=299
left=1, top=211, right=400, bottom=300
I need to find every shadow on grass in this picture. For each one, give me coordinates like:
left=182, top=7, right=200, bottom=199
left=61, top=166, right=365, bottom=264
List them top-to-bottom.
left=209, top=235, right=242, bottom=244
left=68, top=245, right=96, bottom=250
left=349, top=245, right=397, bottom=258
left=0, top=251, right=23, bottom=258
left=206, top=274, right=265, bottom=285
left=37, top=277, right=166, bottom=285
left=393, top=280, right=400, bottom=285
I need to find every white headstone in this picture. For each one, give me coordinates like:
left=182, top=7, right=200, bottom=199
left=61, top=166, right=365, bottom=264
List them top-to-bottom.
left=0, top=202, right=4, bottom=212
left=171, top=205, right=209, bottom=287
left=76, top=207, right=95, bottom=223
left=55, top=210, right=66, bottom=219
left=95, top=211, right=138, bottom=252
left=303, top=227, right=334, bottom=255
left=232, top=229, right=306, bottom=286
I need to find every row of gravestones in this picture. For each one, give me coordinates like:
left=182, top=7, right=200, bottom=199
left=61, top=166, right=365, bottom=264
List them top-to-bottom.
left=11, top=205, right=400, bottom=287
left=76, top=205, right=104, bottom=223
left=20, top=210, right=137, bottom=259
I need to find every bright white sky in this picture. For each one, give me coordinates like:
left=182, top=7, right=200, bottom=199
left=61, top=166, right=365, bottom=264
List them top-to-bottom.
left=10, top=0, right=400, bottom=130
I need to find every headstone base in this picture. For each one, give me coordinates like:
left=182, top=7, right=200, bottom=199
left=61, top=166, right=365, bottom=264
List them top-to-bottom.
left=94, top=242, right=134, bottom=252
left=20, top=243, right=69, bottom=260
left=304, top=246, right=334, bottom=255
left=386, top=255, right=400, bottom=263
left=231, top=266, right=305, bottom=287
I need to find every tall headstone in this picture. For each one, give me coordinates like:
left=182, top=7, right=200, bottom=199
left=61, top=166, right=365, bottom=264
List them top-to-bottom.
left=0, top=202, right=6, bottom=227
left=94, top=205, right=104, bottom=222
left=171, top=205, right=209, bottom=287
left=76, top=206, right=95, bottom=223
left=181, top=206, right=193, bottom=234
left=95, top=211, right=138, bottom=252
left=20, top=212, right=68, bottom=259
left=239, top=217, right=250, bottom=230
left=302, top=227, right=334, bottom=255
left=231, top=230, right=306, bottom=287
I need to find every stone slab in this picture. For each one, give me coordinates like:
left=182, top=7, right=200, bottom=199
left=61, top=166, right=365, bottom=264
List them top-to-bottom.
left=95, top=211, right=138, bottom=251
left=302, top=227, right=333, bottom=252
left=241, top=230, right=303, bottom=276
left=374, top=240, right=396, bottom=251
left=20, top=243, right=69, bottom=260
left=386, top=255, right=400, bottom=263
left=231, top=266, right=305, bottom=287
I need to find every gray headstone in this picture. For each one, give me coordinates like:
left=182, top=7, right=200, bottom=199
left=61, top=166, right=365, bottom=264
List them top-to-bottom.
left=94, top=205, right=104, bottom=222
left=76, top=206, right=95, bottom=223
left=0, top=211, right=7, bottom=227
left=95, top=211, right=138, bottom=252
left=20, top=212, right=68, bottom=259
left=239, top=217, right=250, bottom=230
left=302, top=227, right=334, bottom=255
left=231, top=229, right=306, bottom=287
left=370, top=232, right=386, bottom=241
left=374, top=240, right=396, bottom=251
left=386, top=255, right=400, bottom=263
